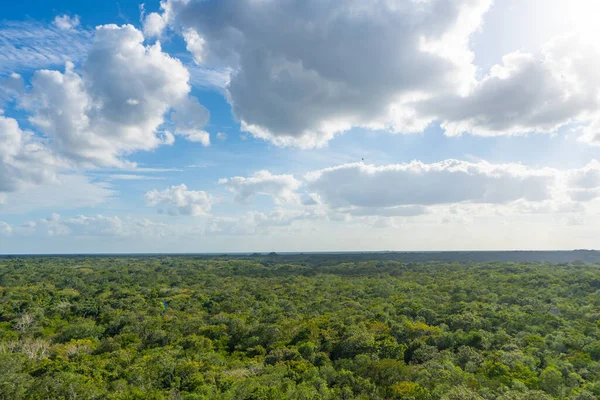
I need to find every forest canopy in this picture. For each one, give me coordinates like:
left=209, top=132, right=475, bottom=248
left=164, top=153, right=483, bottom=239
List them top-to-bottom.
left=0, top=254, right=599, bottom=399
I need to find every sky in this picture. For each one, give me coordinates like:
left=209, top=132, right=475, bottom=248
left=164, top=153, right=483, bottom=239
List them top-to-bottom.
left=1, top=0, right=600, bottom=253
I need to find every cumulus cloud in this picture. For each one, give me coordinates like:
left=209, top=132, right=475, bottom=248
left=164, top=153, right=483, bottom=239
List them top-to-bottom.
left=153, top=0, right=491, bottom=147
left=142, top=1, right=175, bottom=39
left=143, top=12, right=168, bottom=38
left=53, top=15, right=80, bottom=31
left=18, top=24, right=209, bottom=167
left=183, top=28, right=207, bottom=65
left=417, top=34, right=600, bottom=138
left=0, top=106, right=116, bottom=212
left=0, top=115, right=63, bottom=192
left=298, top=159, right=600, bottom=223
left=213, top=160, right=600, bottom=224
left=306, top=160, right=556, bottom=209
left=219, top=170, right=302, bottom=204
left=146, top=184, right=212, bottom=216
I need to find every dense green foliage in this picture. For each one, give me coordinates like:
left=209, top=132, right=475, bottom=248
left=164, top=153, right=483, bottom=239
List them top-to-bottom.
left=0, top=255, right=600, bottom=399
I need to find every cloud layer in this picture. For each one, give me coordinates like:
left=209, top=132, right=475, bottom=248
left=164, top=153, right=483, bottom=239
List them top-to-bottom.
left=3, top=2, right=600, bottom=253
left=306, top=160, right=555, bottom=209
left=2, top=213, right=173, bottom=238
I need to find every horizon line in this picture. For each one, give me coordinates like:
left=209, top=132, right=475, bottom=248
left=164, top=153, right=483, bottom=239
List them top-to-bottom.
left=0, top=249, right=598, bottom=257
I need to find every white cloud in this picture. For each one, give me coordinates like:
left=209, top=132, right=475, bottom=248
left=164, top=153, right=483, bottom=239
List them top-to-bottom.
left=153, top=0, right=491, bottom=147
left=143, top=1, right=600, bottom=146
left=143, top=11, right=170, bottom=38
left=53, top=15, right=80, bottom=31
left=18, top=24, right=208, bottom=167
left=183, top=28, right=207, bottom=65
left=417, top=34, right=600, bottom=139
left=0, top=115, right=64, bottom=192
left=0, top=115, right=116, bottom=213
left=177, top=130, right=210, bottom=145
left=216, top=132, right=227, bottom=141
left=297, top=159, right=600, bottom=223
left=306, top=160, right=556, bottom=209
left=219, top=170, right=302, bottom=204
left=105, top=174, right=166, bottom=181
left=146, top=184, right=212, bottom=216
left=0, top=221, right=12, bottom=236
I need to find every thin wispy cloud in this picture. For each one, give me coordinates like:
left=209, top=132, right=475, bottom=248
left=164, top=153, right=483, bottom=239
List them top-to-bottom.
left=0, top=20, right=92, bottom=76
left=188, top=65, right=231, bottom=90
left=188, top=163, right=216, bottom=168
left=89, top=167, right=182, bottom=174
left=131, top=167, right=182, bottom=172
left=105, top=174, right=166, bottom=181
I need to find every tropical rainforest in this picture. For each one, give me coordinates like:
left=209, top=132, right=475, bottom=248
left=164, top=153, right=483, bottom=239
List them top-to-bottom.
left=0, top=253, right=600, bottom=399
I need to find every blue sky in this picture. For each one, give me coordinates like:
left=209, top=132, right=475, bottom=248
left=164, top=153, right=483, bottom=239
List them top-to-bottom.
left=1, top=0, right=600, bottom=253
